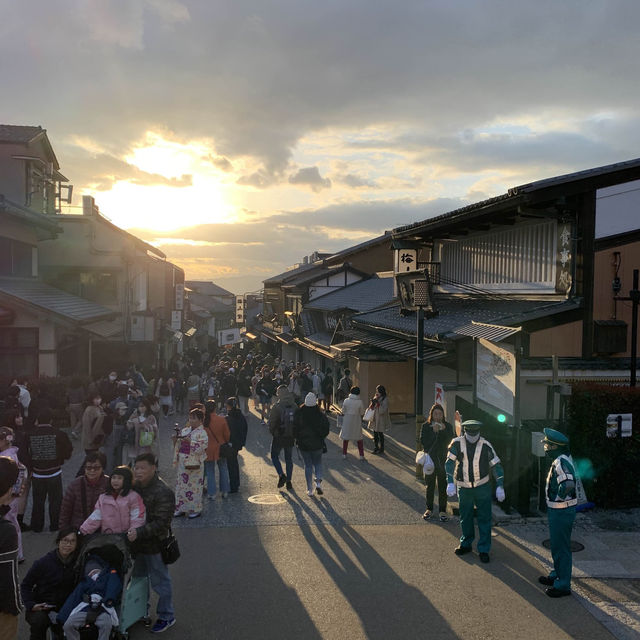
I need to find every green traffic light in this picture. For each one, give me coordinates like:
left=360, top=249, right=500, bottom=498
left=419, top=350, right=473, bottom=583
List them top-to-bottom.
left=497, top=414, right=507, bottom=423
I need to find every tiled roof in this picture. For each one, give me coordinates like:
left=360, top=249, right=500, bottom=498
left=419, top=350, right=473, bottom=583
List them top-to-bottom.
left=0, top=125, right=45, bottom=144
left=394, top=156, right=640, bottom=236
left=0, top=196, right=61, bottom=237
left=264, top=261, right=324, bottom=286
left=306, top=277, right=395, bottom=312
left=0, top=278, right=115, bottom=323
left=185, top=281, right=235, bottom=298
left=352, top=297, right=581, bottom=341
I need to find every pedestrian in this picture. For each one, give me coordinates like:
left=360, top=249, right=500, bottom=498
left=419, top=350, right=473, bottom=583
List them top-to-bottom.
left=236, top=363, right=253, bottom=417
left=256, top=368, right=277, bottom=425
left=320, top=368, right=333, bottom=412
left=336, top=369, right=352, bottom=403
left=186, top=371, right=201, bottom=410
left=156, top=373, right=173, bottom=418
left=66, top=377, right=85, bottom=440
left=267, top=385, right=297, bottom=490
left=369, top=385, right=391, bottom=454
left=339, top=386, right=365, bottom=461
left=81, top=393, right=106, bottom=456
left=294, top=393, right=330, bottom=497
left=224, top=397, right=248, bottom=493
left=129, top=398, right=159, bottom=461
left=202, top=402, right=231, bottom=501
left=420, top=403, right=454, bottom=522
left=26, top=408, right=73, bottom=533
left=172, top=408, right=208, bottom=518
left=5, top=412, right=31, bottom=531
left=445, top=420, right=506, bottom=563
left=0, top=428, right=24, bottom=562
left=538, top=428, right=577, bottom=598
left=58, top=452, right=109, bottom=531
left=127, top=453, right=176, bottom=633
left=0, top=456, right=21, bottom=640
left=79, top=465, right=146, bottom=535
left=20, top=527, right=79, bottom=640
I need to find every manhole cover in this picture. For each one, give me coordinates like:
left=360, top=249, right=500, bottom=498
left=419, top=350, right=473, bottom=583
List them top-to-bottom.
left=248, top=494, right=287, bottom=505
left=542, top=539, right=585, bottom=552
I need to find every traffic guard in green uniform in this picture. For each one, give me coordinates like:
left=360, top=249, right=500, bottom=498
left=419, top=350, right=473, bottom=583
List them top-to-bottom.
left=445, top=420, right=505, bottom=563
left=539, top=428, right=577, bottom=598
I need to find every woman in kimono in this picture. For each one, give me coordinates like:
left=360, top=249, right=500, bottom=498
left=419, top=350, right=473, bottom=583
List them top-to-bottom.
left=172, top=408, right=208, bottom=519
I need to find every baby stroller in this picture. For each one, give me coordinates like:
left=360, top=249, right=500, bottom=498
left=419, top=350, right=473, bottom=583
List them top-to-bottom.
left=73, top=533, right=150, bottom=640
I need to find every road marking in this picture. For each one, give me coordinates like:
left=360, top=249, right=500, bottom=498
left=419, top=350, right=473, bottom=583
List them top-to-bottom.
left=248, top=493, right=287, bottom=505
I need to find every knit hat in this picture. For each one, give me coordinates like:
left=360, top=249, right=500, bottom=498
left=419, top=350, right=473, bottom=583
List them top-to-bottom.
left=305, top=392, right=318, bottom=407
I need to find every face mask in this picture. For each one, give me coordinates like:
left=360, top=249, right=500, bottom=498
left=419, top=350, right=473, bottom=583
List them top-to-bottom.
left=109, top=375, right=116, bottom=382
left=139, top=415, right=146, bottom=422
left=464, top=432, right=480, bottom=444
left=544, top=444, right=558, bottom=459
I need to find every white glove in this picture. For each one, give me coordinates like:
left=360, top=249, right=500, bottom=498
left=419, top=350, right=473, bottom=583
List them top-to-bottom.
left=446, top=482, right=456, bottom=497
left=496, top=486, right=505, bottom=502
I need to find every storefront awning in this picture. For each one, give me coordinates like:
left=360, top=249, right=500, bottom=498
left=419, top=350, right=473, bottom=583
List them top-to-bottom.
left=453, top=321, right=521, bottom=342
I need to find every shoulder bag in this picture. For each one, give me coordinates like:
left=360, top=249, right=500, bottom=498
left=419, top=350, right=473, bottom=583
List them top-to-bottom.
left=208, top=427, right=234, bottom=460
left=161, top=529, right=181, bottom=565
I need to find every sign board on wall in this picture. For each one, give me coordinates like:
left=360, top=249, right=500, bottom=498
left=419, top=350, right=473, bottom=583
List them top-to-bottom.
left=175, top=284, right=184, bottom=311
left=236, top=295, right=245, bottom=324
left=171, top=310, right=182, bottom=331
left=218, top=328, right=241, bottom=347
left=476, top=338, right=516, bottom=417
left=435, top=383, right=444, bottom=406
left=606, top=413, right=633, bottom=438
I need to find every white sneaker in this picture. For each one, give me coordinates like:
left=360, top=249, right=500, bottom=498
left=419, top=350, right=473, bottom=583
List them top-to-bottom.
left=342, top=454, right=347, bottom=460
left=307, top=488, right=314, bottom=496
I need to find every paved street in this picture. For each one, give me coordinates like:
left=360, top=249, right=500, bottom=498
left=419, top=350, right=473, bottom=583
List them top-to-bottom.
left=17, top=409, right=617, bottom=639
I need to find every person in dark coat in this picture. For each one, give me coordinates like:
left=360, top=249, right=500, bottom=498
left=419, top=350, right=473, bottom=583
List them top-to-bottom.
left=267, top=386, right=297, bottom=490
left=294, top=393, right=330, bottom=497
left=224, top=397, right=248, bottom=493
left=420, top=403, right=455, bottom=522
left=26, top=408, right=73, bottom=533
left=127, top=453, right=176, bottom=633
left=0, top=456, right=21, bottom=639
left=21, top=527, right=79, bottom=640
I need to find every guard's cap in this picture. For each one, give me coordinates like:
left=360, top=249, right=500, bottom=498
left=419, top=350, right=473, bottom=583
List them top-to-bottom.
left=461, top=419, right=482, bottom=433
left=542, top=428, right=569, bottom=446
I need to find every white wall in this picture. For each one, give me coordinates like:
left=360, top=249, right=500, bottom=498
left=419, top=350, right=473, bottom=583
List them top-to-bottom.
left=596, top=179, right=640, bottom=238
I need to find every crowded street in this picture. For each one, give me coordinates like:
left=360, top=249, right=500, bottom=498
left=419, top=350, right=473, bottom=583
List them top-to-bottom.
left=14, top=401, right=617, bottom=640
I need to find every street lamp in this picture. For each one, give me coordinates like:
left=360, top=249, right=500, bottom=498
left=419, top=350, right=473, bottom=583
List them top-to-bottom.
left=395, top=267, right=438, bottom=478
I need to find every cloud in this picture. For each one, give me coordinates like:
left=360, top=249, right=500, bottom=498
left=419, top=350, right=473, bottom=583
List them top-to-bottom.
left=63, top=152, right=192, bottom=191
left=210, top=155, right=233, bottom=172
left=288, top=166, right=332, bottom=192
left=335, top=173, right=379, bottom=189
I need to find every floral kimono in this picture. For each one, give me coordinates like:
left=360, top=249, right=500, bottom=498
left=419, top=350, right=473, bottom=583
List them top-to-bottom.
left=173, top=425, right=208, bottom=514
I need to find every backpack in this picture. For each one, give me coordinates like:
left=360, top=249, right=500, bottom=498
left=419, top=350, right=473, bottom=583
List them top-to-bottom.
left=279, top=406, right=296, bottom=438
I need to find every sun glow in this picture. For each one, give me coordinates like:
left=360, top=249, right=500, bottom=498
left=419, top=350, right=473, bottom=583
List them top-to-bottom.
left=91, top=132, right=237, bottom=231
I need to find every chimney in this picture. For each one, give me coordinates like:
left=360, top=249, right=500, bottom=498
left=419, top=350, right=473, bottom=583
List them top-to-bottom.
left=82, top=195, right=96, bottom=216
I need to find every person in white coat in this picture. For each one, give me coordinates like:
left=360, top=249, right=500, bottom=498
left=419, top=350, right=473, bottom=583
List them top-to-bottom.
left=339, top=387, right=365, bottom=461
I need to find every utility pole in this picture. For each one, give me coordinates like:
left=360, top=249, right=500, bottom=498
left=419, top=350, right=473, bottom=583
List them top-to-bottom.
left=630, top=269, right=639, bottom=387
left=415, top=307, right=425, bottom=479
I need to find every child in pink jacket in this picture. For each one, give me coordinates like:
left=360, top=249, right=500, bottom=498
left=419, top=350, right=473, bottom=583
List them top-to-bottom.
left=80, top=466, right=145, bottom=535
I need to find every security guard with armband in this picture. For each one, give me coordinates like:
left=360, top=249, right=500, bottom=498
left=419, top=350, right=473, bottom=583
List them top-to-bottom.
left=445, top=420, right=505, bottom=563
left=538, top=428, right=576, bottom=597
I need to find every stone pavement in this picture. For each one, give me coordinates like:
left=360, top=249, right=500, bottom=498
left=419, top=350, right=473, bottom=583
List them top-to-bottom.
left=358, top=412, right=640, bottom=640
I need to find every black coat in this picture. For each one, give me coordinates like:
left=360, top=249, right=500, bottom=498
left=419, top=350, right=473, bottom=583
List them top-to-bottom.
left=293, top=406, right=330, bottom=451
left=226, top=409, right=248, bottom=450
left=420, top=420, right=455, bottom=467
left=132, top=474, right=175, bottom=555
left=0, top=508, right=21, bottom=615
left=20, top=550, right=76, bottom=613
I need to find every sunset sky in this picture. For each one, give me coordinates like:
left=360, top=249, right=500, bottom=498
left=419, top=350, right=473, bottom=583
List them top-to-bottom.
left=3, top=1, right=640, bottom=293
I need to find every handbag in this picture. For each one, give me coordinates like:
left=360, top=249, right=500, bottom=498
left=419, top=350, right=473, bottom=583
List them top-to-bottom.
left=363, top=407, right=375, bottom=422
left=208, top=427, right=234, bottom=460
left=139, top=428, right=154, bottom=448
left=161, top=530, right=180, bottom=565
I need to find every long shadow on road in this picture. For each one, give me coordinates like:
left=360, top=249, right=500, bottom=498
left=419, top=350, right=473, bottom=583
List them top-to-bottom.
left=282, top=492, right=455, bottom=639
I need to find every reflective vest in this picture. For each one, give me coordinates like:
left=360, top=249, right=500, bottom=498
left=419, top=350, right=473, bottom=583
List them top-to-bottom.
left=447, top=436, right=501, bottom=488
left=546, top=454, right=578, bottom=509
